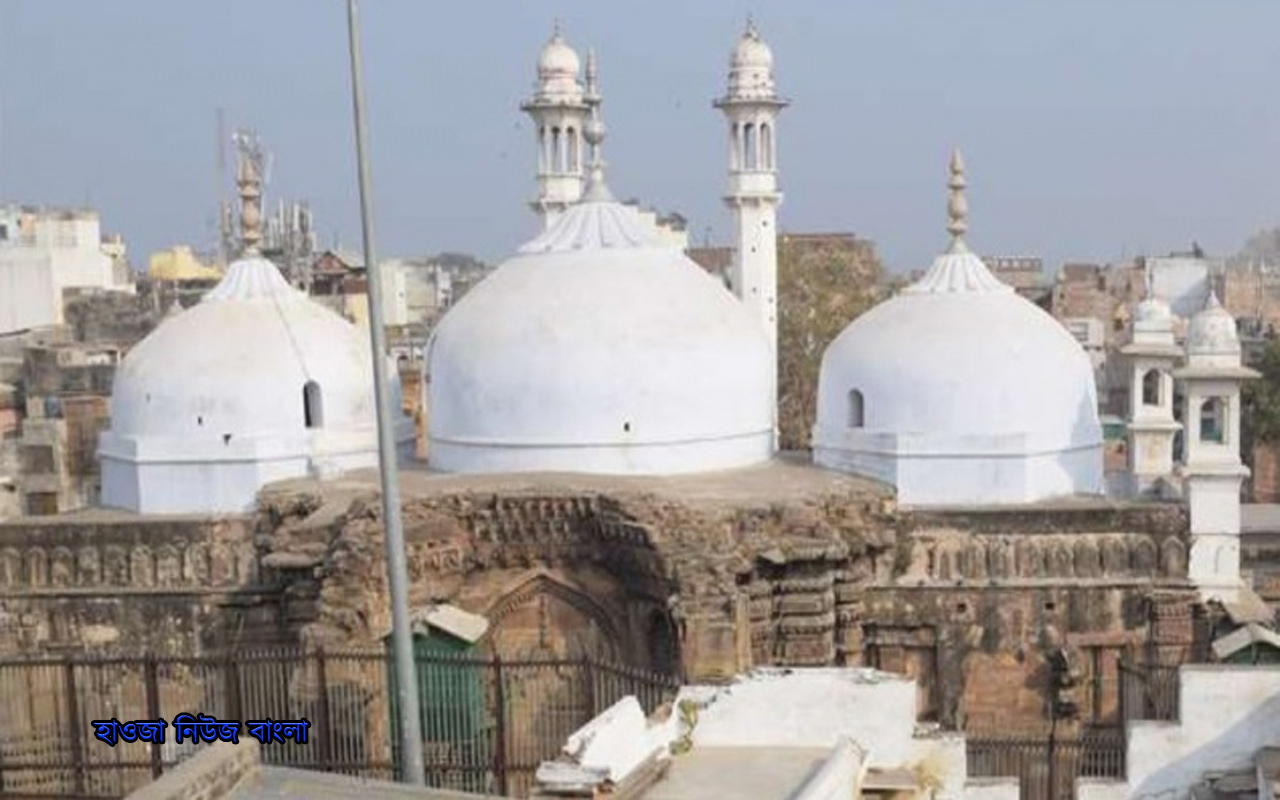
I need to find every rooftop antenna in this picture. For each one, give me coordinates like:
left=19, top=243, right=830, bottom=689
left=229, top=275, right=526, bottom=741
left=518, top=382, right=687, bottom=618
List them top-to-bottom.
left=345, top=0, right=425, bottom=786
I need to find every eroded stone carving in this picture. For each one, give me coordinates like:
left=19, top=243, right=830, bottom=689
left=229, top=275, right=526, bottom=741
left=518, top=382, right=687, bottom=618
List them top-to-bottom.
left=50, top=547, right=74, bottom=587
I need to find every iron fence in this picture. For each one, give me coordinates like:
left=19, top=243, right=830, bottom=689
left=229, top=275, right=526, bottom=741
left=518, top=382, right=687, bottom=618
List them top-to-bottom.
left=0, top=648, right=680, bottom=799
left=1117, top=660, right=1180, bottom=722
left=967, top=728, right=1127, bottom=800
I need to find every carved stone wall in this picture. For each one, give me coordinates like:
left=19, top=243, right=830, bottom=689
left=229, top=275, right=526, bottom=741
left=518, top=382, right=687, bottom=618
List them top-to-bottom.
left=0, top=478, right=1197, bottom=739
left=0, top=515, right=262, bottom=655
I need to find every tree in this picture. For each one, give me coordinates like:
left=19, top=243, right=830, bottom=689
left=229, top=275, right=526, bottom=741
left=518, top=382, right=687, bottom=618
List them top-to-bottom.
left=776, top=234, right=884, bottom=451
left=1243, top=339, right=1280, bottom=451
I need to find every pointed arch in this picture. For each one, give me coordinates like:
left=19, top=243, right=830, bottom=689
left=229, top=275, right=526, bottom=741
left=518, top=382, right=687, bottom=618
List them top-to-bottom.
left=743, top=122, right=757, bottom=170
left=551, top=126, right=563, bottom=173
left=566, top=126, right=579, bottom=173
left=1141, top=369, right=1160, bottom=406
left=304, top=380, right=324, bottom=429
left=847, top=389, right=865, bottom=428
left=1200, top=397, right=1226, bottom=443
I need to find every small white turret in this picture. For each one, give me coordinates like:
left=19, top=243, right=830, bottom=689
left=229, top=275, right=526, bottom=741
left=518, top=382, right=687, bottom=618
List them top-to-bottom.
left=1174, top=290, right=1259, bottom=601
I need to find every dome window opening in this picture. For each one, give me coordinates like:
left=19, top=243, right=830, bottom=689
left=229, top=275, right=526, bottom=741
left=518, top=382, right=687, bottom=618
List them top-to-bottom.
left=1141, top=369, right=1161, bottom=407
left=304, top=381, right=324, bottom=429
left=847, top=389, right=864, bottom=428
left=1199, top=397, right=1226, bottom=444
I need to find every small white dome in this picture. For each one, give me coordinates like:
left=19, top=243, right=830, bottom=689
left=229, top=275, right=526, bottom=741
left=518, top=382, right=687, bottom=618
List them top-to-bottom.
left=725, top=22, right=777, bottom=99
left=731, top=25, right=773, bottom=70
left=538, top=31, right=580, bottom=81
left=813, top=152, right=1103, bottom=506
left=428, top=184, right=772, bottom=475
left=99, top=256, right=414, bottom=513
left=1187, top=290, right=1240, bottom=357
left=1134, top=296, right=1173, bottom=326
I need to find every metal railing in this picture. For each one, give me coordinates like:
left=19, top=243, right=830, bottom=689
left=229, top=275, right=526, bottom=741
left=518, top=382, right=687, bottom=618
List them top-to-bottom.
left=0, top=647, right=680, bottom=799
left=1117, top=660, right=1180, bottom=723
left=966, top=728, right=1127, bottom=800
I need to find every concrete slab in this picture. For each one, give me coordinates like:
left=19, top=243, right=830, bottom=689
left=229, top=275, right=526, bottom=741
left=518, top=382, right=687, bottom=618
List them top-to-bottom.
left=641, top=747, right=829, bottom=800
left=225, top=766, right=505, bottom=800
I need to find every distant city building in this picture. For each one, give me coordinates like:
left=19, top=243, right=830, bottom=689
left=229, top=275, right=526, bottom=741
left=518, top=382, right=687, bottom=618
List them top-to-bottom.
left=0, top=206, right=134, bottom=335
left=148, top=246, right=222, bottom=282
left=1147, top=252, right=1220, bottom=319
left=982, top=254, right=1049, bottom=304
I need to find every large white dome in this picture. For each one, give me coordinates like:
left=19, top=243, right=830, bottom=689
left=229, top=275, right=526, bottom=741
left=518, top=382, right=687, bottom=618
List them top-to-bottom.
left=813, top=153, right=1103, bottom=506
left=428, top=183, right=772, bottom=475
left=99, top=256, right=414, bottom=513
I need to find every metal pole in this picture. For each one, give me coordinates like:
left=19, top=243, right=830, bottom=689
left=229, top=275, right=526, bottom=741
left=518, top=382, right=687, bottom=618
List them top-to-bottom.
left=344, top=0, right=426, bottom=784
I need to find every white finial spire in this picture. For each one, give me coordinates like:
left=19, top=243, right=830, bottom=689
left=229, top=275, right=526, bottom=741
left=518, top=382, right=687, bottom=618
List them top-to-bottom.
left=585, top=47, right=599, bottom=97
left=581, top=49, right=611, bottom=202
left=946, top=148, right=969, bottom=254
left=1206, top=287, right=1223, bottom=311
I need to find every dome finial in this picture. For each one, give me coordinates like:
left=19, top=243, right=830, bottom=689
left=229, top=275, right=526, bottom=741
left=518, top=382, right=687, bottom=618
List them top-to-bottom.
left=745, top=13, right=758, bottom=38
left=552, top=18, right=562, bottom=40
left=585, top=47, right=599, bottom=96
left=581, top=52, right=612, bottom=202
left=946, top=148, right=969, bottom=254
left=1206, top=287, right=1223, bottom=311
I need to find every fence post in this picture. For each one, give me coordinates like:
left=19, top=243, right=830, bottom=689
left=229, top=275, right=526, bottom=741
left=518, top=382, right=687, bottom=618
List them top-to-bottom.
left=316, top=648, right=332, bottom=772
left=223, top=652, right=243, bottom=723
left=143, top=654, right=162, bottom=779
left=492, top=656, right=507, bottom=797
left=582, top=656, right=598, bottom=718
left=63, top=661, right=85, bottom=795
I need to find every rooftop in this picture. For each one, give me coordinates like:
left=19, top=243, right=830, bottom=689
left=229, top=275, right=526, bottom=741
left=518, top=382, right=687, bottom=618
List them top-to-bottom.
left=262, top=453, right=891, bottom=512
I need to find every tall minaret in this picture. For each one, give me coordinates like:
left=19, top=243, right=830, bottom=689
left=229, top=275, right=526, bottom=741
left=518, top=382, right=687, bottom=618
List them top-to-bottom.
left=715, top=19, right=788, bottom=443
left=521, top=25, right=590, bottom=230
left=1176, top=290, right=1259, bottom=601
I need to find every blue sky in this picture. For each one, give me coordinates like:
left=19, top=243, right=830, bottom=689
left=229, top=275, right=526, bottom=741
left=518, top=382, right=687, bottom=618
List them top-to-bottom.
left=1, top=1, right=1278, bottom=272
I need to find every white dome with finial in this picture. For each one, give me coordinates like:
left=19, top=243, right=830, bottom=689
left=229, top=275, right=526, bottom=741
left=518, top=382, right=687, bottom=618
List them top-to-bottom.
left=726, top=19, right=777, bottom=99
left=536, top=26, right=582, bottom=100
left=428, top=90, right=771, bottom=475
left=812, top=150, right=1103, bottom=506
left=98, top=255, right=415, bottom=514
left=1131, top=266, right=1176, bottom=346
left=1186, top=290, right=1240, bottom=361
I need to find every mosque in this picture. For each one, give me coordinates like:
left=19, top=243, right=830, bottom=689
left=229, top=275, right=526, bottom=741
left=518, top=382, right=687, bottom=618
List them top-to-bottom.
left=0, top=20, right=1248, bottom=746
left=97, top=21, right=1249, bottom=585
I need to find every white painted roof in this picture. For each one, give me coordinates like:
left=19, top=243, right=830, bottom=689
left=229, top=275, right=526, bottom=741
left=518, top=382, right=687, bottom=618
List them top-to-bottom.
left=813, top=152, right=1103, bottom=505
left=428, top=186, right=772, bottom=476
left=99, top=255, right=413, bottom=513
left=108, top=257, right=381, bottom=439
